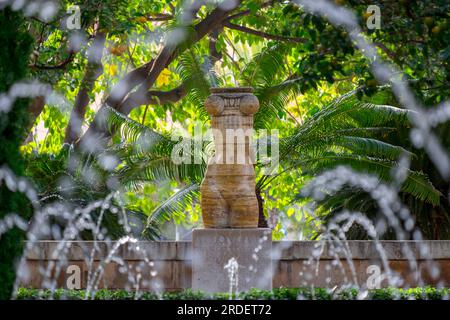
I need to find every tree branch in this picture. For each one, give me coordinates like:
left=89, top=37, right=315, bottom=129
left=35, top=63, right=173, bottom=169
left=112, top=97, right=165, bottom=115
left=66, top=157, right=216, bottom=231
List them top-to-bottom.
left=225, top=0, right=274, bottom=21
left=78, top=1, right=246, bottom=150
left=117, top=1, right=242, bottom=116
left=146, top=13, right=174, bottom=21
left=224, top=21, right=306, bottom=43
left=209, top=27, right=223, bottom=63
left=64, top=32, right=106, bottom=144
left=374, top=42, right=397, bottom=62
left=30, top=52, right=75, bottom=70
left=104, top=60, right=155, bottom=109
left=124, top=85, right=186, bottom=110
left=23, top=96, right=46, bottom=144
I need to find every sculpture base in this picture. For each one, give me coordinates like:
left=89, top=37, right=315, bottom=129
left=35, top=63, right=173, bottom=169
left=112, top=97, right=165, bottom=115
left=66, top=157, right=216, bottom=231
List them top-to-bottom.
left=192, top=228, right=272, bottom=293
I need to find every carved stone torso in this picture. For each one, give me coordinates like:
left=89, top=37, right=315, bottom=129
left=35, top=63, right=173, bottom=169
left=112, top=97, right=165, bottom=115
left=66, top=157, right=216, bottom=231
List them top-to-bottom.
left=200, top=87, right=259, bottom=228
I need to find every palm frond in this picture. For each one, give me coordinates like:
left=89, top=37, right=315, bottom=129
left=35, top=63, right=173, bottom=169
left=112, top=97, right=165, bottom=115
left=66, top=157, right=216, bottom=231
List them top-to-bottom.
left=232, top=43, right=301, bottom=129
left=241, top=43, right=288, bottom=86
left=177, top=48, right=217, bottom=115
left=254, top=77, right=303, bottom=129
left=279, top=94, right=412, bottom=159
left=103, top=106, right=207, bottom=185
left=105, top=106, right=170, bottom=147
left=326, top=136, right=414, bottom=160
left=118, top=153, right=206, bottom=186
left=299, top=154, right=441, bottom=205
left=142, top=183, right=200, bottom=239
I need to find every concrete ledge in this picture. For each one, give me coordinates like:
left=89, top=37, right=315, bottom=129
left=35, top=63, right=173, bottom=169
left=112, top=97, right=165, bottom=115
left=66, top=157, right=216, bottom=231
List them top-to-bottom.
left=21, top=240, right=450, bottom=290
left=25, top=240, right=450, bottom=261
left=274, top=240, right=450, bottom=260
left=26, top=241, right=191, bottom=261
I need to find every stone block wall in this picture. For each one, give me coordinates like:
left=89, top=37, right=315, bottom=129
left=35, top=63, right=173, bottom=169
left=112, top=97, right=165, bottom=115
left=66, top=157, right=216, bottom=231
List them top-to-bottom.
left=21, top=240, right=450, bottom=290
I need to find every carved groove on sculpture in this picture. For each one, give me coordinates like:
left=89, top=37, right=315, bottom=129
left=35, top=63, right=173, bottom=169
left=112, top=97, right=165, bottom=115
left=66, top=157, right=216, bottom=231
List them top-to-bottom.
left=200, top=87, right=260, bottom=228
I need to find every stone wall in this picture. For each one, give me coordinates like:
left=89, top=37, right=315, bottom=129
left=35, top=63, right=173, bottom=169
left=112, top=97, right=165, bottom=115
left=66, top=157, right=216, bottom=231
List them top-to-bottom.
left=22, top=241, right=450, bottom=290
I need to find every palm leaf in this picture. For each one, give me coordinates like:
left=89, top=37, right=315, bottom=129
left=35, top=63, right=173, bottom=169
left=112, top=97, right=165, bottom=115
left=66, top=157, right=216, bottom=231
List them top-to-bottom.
left=177, top=48, right=218, bottom=117
left=299, top=154, right=441, bottom=205
left=142, top=183, right=200, bottom=239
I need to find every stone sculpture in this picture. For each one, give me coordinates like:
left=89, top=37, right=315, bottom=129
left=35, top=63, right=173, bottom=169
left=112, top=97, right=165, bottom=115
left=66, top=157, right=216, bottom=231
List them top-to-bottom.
left=200, top=87, right=260, bottom=228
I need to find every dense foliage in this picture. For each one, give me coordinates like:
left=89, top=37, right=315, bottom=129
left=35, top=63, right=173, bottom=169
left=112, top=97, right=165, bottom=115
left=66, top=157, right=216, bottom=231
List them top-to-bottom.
left=0, top=0, right=448, bottom=244
left=0, top=9, right=33, bottom=299
left=16, top=287, right=450, bottom=300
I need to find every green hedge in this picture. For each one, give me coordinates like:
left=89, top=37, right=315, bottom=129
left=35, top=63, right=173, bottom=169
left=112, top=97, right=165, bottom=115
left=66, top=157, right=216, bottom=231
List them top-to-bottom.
left=0, top=8, right=33, bottom=299
left=15, top=287, right=450, bottom=300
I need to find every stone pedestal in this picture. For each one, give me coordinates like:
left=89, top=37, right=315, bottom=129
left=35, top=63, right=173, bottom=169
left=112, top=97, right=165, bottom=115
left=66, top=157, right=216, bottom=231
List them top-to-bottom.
left=192, top=228, right=272, bottom=293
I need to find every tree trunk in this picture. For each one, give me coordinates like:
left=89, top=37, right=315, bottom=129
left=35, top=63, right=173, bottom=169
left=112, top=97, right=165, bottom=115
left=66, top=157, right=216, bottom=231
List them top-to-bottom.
left=64, top=32, right=106, bottom=144
left=23, top=95, right=45, bottom=144
left=256, top=188, right=268, bottom=228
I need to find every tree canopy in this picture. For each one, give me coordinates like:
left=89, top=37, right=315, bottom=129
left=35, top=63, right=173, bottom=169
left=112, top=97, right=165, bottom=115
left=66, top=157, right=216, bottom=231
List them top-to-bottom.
left=0, top=0, right=448, bottom=242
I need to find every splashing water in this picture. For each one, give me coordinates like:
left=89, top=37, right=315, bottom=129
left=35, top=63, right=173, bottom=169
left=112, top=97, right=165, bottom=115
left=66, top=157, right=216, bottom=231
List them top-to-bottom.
left=0, top=0, right=448, bottom=300
left=224, top=257, right=239, bottom=298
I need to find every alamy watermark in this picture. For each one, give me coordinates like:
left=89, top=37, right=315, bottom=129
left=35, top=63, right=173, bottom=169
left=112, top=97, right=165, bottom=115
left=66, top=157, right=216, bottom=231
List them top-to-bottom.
left=66, top=5, right=81, bottom=30
left=366, top=5, right=381, bottom=30
left=66, top=264, right=81, bottom=289
left=366, top=264, right=386, bottom=289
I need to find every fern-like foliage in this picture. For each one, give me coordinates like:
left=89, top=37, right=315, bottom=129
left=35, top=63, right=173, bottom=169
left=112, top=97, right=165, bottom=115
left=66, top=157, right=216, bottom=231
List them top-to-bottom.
left=239, top=43, right=303, bottom=129
left=241, top=43, right=288, bottom=86
left=100, top=44, right=442, bottom=239
left=177, top=48, right=219, bottom=118
left=106, top=87, right=442, bottom=239
left=257, top=91, right=441, bottom=209
left=103, top=107, right=206, bottom=238
left=105, top=107, right=206, bottom=186
left=299, top=155, right=440, bottom=205
left=142, top=184, right=200, bottom=239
